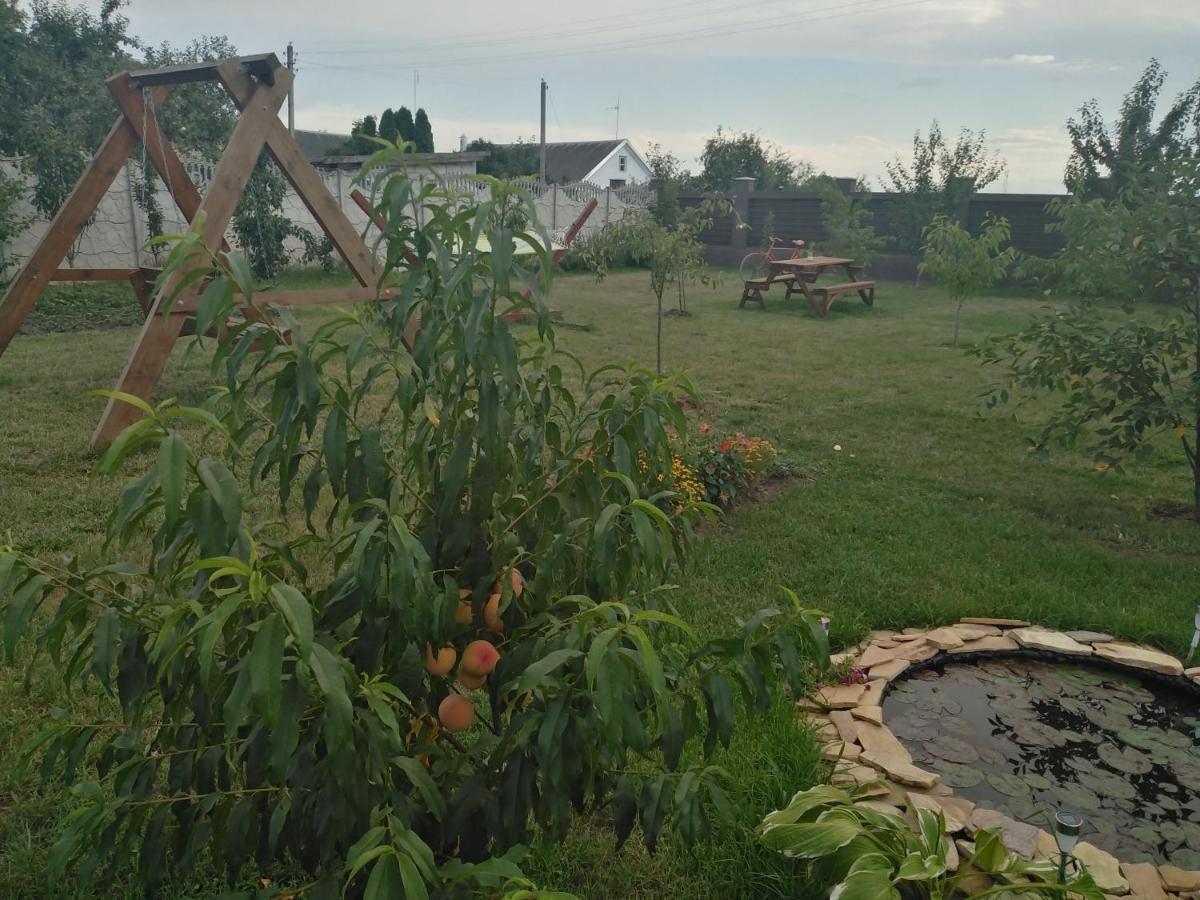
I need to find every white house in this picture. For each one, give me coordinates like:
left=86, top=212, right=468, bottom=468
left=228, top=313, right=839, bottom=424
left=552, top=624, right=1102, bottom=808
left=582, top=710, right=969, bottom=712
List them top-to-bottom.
left=534, top=139, right=653, bottom=188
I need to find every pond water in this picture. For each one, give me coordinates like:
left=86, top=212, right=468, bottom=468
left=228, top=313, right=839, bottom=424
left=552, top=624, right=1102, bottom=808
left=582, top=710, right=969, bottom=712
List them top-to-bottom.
left=881, top=657, right=1200, bottom=867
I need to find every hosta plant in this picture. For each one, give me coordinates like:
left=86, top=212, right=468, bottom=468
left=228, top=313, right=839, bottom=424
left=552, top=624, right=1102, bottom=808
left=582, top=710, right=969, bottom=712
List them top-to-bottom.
left=0, top=150, right=831, bottom=897
left=759, top=785, right=1103, bottom=899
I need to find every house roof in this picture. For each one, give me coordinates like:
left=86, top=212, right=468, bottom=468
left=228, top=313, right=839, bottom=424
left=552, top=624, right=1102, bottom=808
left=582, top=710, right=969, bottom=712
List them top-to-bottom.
left=293, top=129, right=351, bottom=163
left=502, top=140, right=621, bottom=184
left=315, top=151, right=487, bottom=170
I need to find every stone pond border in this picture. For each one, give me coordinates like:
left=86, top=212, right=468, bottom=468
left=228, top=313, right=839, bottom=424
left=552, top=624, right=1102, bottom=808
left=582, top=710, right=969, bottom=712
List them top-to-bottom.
left=801, top=619, right=1200, bottom=897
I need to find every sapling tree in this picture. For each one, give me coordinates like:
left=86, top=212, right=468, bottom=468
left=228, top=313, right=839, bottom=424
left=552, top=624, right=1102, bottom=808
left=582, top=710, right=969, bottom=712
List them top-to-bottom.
left=0, top=151, right=830, bottom=895
left=977, top=158, right=1200, bottom=520
left=919, top=213, right=1017, bottom=348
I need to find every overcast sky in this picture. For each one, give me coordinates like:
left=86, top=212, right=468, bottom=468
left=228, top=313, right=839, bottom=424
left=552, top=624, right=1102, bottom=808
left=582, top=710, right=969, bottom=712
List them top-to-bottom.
left=54, top=0, right=1200, bottom=192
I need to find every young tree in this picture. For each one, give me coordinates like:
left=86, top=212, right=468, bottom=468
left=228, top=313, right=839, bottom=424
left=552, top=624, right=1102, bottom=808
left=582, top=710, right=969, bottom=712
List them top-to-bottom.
left=1065, top=58, right=1200, bottom=198
left=397, top=106, right=417, bottom=144
left=414, top=108, right=434, bottom=152
left=883, top=120, right=1006, bottom=253
left=696, top=127, right=813, bottom=192
left=645, top=141, right=691, bottom=228
left=978, top=157, right=1200, bottom=519
left=0, top=165, right=829, bottom=895
left=813, top=177, right=886, bottom=268
left=919, top=213, right=1016, bottom=348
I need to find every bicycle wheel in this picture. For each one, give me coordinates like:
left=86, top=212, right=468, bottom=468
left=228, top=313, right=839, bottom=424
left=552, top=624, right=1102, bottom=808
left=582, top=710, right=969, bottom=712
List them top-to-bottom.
left=738, top=251, right=770, bottom=282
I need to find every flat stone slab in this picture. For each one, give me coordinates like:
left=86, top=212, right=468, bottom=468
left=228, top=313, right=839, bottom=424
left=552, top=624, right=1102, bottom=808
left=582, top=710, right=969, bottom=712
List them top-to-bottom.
left=960, top=616, right=1029, bottom=627
left=950, top=622, right=1003, bottom=641
left=924, top=626, right=966, bottom=650
left=1010, top=627, right=1093, bottom=656
left=1065, top=630, right=1114, bottom=644
left=948, top=635, right=1019, bottom=655
left=892, top=640, right=940, bottom=663
left=1093, top=641, right=1183, bottom=676
left=858, top=643, right=903, bottom=668
left=868, top=658, right=911, bottom=681
left=1184, top=666, right=1200, bottom=678
left=858, top=679, right=887, bottom=706
left=816, top=683, right=868, bottom=709
left=850, top=705, right=883, bottom=725
left=827, top=710, right=859, bottom=743
left=854, top=721, right=912, bottom=763
left=820, top=740, right=861, bottom=762
left=859, top=750, right=939, bottom=788
left=831, top=763, right=884, bottom=787
left=967, top=808, right=1039, bottom=859
left=1074, top=842, right=1128, bottom=895
left=1120, top=862, right=1167, bottom=899
left=1158, top=865, right=1200, bottom=893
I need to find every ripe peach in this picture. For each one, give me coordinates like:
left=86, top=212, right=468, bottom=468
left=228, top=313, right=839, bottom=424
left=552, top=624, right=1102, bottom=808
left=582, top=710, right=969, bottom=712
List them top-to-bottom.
left=496, top=567, right=524, bottom=597
left=455, top=588, right=473, bottom=625
left=483, top=592, right=504, bottom=632
left=461, top=639, right=501, bottom=676
left=424, top=644, right=456, bottom=677
left=456, top=669, right=486, bottom=690
left=438, top=694, right=475, bottom=732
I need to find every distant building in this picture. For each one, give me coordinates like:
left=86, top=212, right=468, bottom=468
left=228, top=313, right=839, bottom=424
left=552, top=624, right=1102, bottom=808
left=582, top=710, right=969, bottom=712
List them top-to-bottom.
left=293, top=129, right=484, bottom=178
left=293, top=129, right=351, bottom=163
left=508, top=139, right=652, bottom=187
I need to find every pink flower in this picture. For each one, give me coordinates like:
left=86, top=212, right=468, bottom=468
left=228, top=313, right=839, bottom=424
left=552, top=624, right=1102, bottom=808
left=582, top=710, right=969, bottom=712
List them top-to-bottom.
left=699, top=422, right=711, bottom=435
left=719, top=439, right=732, bottom=453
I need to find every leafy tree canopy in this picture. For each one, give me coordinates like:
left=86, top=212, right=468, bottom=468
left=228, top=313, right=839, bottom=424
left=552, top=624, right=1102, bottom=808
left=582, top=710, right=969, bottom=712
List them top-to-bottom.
left=1065, top=58, right=1200, bottom=198
left=414, top=108, right=434, bottom=153
left=882, top=120, right=1006, bottom=252
left=695, top=127, right=814, bottom=192
left=467, top=137, right=539, bottom=179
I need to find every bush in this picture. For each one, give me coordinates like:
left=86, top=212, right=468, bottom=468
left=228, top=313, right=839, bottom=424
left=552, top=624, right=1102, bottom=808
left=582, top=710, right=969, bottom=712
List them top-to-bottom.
left=0, top=154, right=831, bottom=896
left=687, top=427, right=779, bottom=509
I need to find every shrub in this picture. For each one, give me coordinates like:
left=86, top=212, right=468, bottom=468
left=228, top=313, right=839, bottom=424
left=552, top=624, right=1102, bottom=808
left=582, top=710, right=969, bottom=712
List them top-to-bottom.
left=0, top=153, right=831, bottom=896
left=688, top=426, right=779, bottom=508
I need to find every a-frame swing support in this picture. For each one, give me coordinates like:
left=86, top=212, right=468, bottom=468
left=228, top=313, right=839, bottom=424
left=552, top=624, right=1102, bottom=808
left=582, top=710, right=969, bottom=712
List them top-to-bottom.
left=0, top=54, right=385, bottom=448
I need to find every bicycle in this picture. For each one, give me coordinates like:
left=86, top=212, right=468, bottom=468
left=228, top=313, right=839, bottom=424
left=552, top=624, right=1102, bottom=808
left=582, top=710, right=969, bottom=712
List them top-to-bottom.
left=738, top=235, right=808, bottom=282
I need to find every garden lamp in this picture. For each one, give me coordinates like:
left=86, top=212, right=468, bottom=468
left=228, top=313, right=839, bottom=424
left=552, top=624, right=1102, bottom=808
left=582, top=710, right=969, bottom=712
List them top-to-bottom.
left=1187, top=605, right=1200, bottom=664
left=820, top=616, right=831, bottom=635
left=1053, top=809, right=1082, bottom=884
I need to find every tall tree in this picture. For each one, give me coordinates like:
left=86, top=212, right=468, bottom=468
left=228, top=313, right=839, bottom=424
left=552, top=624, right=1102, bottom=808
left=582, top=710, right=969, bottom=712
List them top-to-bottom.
left=1064, top=58, right=1200, bottom=198
left=396, top=106, right=416, bottom=144
left=378, top=107, right=399, bottom=143
left=414, top=108, right=434, bottom=152
left=334, top=115, right=379, bottom=155
left=882, top=120, right=1006, bottom=253
left=696, top=127, right=812, bottom=192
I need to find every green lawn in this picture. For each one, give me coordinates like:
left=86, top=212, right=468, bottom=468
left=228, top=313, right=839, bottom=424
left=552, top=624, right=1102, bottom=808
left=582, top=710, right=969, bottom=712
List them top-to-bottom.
left=1, top=269, right=1198, bottom=898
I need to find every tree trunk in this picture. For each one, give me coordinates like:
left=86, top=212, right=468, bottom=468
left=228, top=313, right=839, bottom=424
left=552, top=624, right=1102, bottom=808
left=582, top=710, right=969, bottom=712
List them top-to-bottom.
left=656, top=290, right=663, bottom=375
left=953, top=299, right=963, bottom=349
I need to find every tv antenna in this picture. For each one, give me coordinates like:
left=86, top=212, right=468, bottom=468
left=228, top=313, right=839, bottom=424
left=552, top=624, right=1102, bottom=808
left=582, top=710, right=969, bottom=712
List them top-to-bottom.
left=607, top=97, right=620, bottom=138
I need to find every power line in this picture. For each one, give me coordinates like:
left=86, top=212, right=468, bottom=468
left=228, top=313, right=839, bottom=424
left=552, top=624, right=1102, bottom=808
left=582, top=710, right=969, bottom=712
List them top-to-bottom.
left=304, top=0, right=936, bottom=73
left=547, top=87, right=565, bottom=142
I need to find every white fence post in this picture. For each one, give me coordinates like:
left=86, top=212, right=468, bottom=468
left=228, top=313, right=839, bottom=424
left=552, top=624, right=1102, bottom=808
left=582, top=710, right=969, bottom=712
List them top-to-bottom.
left=551, top=184, right=557, bottom=232
left=604, top=188, right=611, bottom=227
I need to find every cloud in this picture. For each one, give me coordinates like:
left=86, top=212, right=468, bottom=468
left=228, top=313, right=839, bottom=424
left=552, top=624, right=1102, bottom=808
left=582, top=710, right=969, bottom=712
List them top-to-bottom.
left=898, top=76, right=943, bottom=90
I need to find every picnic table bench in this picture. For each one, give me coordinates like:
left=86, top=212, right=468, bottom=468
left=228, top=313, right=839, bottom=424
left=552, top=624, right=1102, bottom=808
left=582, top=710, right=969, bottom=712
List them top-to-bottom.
left=740, top=254, right=876, bottom=316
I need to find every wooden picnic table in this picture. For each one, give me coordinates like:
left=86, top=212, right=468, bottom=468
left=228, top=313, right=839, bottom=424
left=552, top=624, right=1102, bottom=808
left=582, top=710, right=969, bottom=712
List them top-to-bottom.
left=765, top=255, right=874, bottom=316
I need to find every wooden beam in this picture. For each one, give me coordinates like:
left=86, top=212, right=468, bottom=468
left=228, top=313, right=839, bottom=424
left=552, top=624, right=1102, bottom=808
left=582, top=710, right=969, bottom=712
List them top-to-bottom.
left=129, top=52, right=281, bottom=88
left=93, top=65, right=291, bottom=448
left=106, top=72, right=232, bottom=255
left=0, top=85, right=171, bottom=355
left=51, top=268, right=140, bottom=282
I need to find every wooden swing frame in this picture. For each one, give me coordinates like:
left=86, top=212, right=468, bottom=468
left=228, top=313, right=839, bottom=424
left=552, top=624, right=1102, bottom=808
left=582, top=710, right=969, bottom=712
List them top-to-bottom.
left=0, top=53, right=387, bottom=448
left=0, top=53, right=600, bottom=449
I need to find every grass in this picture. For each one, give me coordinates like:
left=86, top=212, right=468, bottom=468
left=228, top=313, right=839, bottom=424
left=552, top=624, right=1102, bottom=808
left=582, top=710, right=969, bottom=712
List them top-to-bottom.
left=1, top=269, right=1198, bottom=897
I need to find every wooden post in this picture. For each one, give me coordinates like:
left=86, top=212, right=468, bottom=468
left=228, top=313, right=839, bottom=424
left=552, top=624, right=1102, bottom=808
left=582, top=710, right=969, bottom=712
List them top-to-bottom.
left=92, top=66, right=291, bottom=447
left=0, top=85, right=171, bottom=355
left=731, top=177, right=755, bottom=254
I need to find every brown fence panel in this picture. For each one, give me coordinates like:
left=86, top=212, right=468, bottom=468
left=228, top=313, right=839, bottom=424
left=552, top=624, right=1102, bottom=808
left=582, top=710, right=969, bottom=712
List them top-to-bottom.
left=678, top=191, right=734, bottom=246
left=747, top=192, right=825, bottom=244
left=966, top=193, right=1065, bottom=257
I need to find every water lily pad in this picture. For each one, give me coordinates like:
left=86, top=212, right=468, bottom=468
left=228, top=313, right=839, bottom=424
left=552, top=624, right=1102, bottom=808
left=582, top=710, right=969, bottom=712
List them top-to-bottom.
left=1083, top=704, right=1133, bottom=731
left=942, top=716, right=974, bottom=736
left=1012, top=719, right=1068, bottom=748
left=1117, top=727, right=1169, bottom=753
left=928, top=736, right=980, bottom=764
left=1097, top=742, right=1153, bottom=775
left=978, top=747, right=1006, bottom=766
left=932, top=761, right=985, bottom=788
left=1076, top=769, right=1137, bottom=801
left=987, top=772, right=1031, bottom=797
left=1024, top=772, right=1054, bottom=791
left=1050, top=782, right=1102, bottom=811
left=1128, top=825, right=1160, bottom=847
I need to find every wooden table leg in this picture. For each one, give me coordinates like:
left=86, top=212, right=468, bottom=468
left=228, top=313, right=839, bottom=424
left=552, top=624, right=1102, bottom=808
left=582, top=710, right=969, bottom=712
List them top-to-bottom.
left=846, top=264, right=872, bottom=305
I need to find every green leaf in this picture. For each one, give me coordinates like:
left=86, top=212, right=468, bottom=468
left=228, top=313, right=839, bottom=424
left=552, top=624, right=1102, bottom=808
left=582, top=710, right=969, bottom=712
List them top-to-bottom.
left=157, top=433, right=188, bottom=529
left=197, top=458, right=242, bottom=530
left=5, top=572, right=48, bottom=662
left=269, top=584, right=313, bottom=658
left=91, top=607, right=120, bottom=690
left=250, top=613, right=285, bottom=725
left=309, top=644, right=353, bottom=750
left=503, top=648, right=582, bottom=695
left=393, top=756, right=447, bottom=820
left=612, top=775, right=637, bottom=851
left=759, top=819, right=862, bottom=859
left=363, top=852, right=401, bottom=900
left=396, top=853, right=430, bottom=900
left=830, top=869, right=901, bottom=900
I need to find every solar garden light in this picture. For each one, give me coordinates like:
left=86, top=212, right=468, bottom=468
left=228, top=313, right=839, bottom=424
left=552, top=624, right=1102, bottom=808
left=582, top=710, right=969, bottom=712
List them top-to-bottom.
left=1187, top=605, right=1200, bottom=664
left=820, top=616, right=831, bottom=635
left=1053, top=809, right=1082, bottom=884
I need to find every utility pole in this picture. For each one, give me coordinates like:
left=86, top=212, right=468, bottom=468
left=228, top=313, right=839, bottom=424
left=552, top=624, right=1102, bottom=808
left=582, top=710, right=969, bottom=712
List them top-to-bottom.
left=286, top=42, right=295, bottom=136
left=539, top=79, right=547, bottom=184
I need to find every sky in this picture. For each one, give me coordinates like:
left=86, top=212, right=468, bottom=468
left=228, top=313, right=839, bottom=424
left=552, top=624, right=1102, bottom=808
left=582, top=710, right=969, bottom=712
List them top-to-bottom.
left=49, top=0, right=1200, bottom=192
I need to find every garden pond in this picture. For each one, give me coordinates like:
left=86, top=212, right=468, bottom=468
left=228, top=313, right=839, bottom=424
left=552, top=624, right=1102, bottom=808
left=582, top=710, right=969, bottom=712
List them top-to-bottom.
left=882, top=658, right=1200, bottom=867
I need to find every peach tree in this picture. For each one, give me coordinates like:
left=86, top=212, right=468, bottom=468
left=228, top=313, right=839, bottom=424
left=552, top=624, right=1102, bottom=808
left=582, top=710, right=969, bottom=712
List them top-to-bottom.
left=0, top=155, right=829, bottom=897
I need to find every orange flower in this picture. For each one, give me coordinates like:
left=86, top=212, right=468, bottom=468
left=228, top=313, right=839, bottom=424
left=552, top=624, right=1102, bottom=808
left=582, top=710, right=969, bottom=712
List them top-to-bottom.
left=718, top=439, right=732, bottom=453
